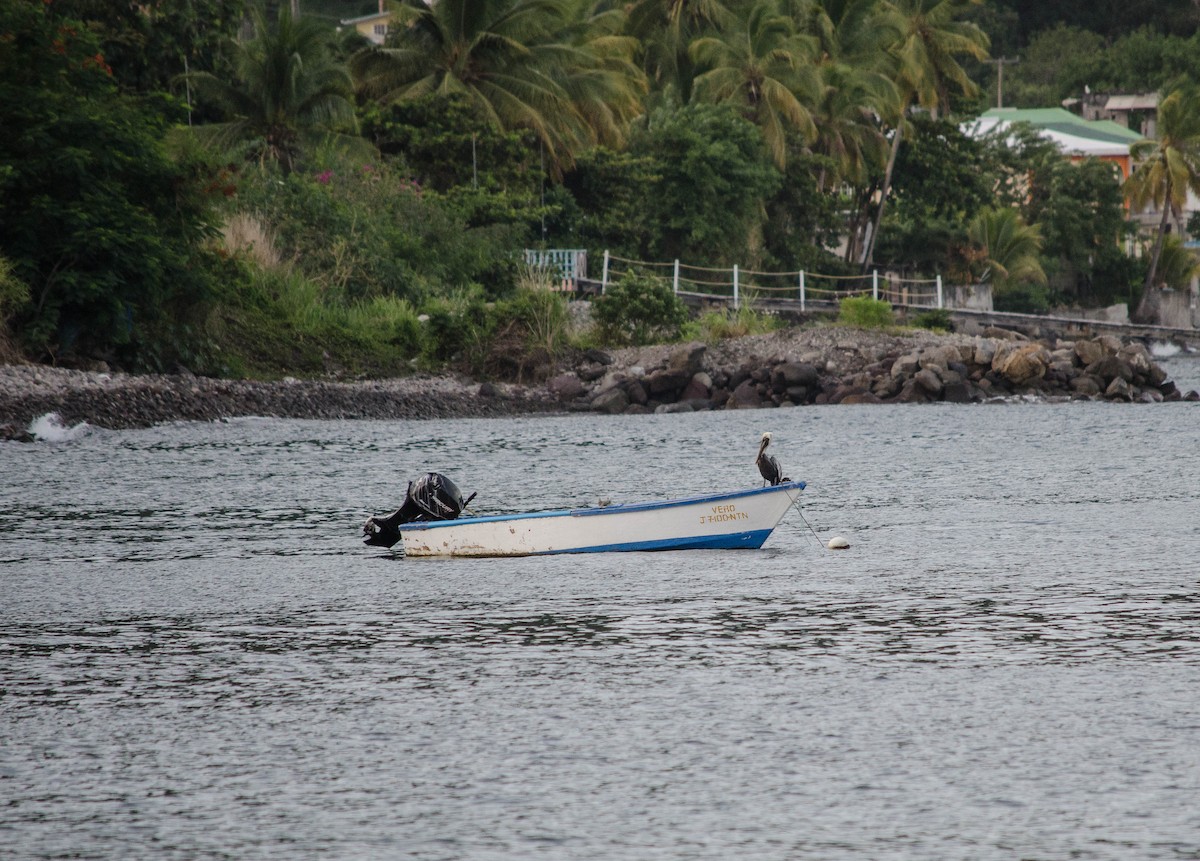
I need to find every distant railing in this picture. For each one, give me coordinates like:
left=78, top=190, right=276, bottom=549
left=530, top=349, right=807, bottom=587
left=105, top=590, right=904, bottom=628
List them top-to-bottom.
left=524, top=249, right=587, bottom=291
left=598, top=251, right=946, bottom=310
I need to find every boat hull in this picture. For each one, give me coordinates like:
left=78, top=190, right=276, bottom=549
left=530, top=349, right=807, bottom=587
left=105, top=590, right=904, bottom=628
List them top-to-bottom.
left=398, top=482, right=805, bottom=557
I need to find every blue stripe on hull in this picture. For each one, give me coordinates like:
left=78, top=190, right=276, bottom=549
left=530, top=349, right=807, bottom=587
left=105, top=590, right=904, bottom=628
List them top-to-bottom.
left=531, top=528, right=775, bottom=555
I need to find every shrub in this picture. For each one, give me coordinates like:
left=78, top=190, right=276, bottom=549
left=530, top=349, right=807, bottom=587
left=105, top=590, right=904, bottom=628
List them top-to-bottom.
left=0, top=254, right=30, bottom=361
left=592, top=271, right=688, bottom=346
left=994, top=283, right=1050, bottom=314
left=485, top=287, right=571, bottom=381
left=838, top=296, right=895, bottom=328
left=682, top=306, right=780, bottom=342
left=910, top=308, right=954, bottom=332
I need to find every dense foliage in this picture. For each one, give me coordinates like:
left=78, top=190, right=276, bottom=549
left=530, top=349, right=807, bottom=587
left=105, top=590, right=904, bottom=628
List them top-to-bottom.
left=2, top=0, right=1197, bottom=372
left=0, top=1, right=229, bottom=367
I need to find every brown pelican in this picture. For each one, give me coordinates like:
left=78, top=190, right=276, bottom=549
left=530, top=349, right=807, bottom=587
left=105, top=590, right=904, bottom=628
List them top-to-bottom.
left=755, top=432, right=787, bottom=486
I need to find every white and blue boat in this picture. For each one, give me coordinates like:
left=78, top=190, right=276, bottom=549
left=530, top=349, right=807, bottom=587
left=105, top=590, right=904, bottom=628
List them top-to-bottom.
left=362, top=434, right=805, bottom=558
left=389, top=482, right=804, bottom=557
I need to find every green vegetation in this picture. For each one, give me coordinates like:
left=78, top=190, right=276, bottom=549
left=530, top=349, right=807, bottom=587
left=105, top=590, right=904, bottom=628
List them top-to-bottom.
left=1, top=0, right=1195, bottom=375
left=592, top=272, right=689, bottom=346
left=838, top=296, right=895, bottom=329
left=682, top=306, right=781, bottom=343
left=911, top=308, right=954, bottom=331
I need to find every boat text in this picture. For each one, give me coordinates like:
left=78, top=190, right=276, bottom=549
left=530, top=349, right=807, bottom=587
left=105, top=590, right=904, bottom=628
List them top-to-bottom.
left=701, top=504, right=748, bottom=524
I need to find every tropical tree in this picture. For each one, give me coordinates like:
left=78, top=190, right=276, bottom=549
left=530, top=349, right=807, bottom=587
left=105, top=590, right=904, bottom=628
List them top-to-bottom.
left=351, top=0, right=644, bottom=175
left=624, top=0, right=735, bottom=100
left=688, top=0, right=820, bottom=168
left=862, top=0, right=990, bottom=268
left=0, top=1, right=226, bottom=364
left=554, top=1, right=648, bottom=151
left=186, top=4, right=360, bottom=173
left=808, top=60, right=893, bottom=191
left=1124, top=86, right=1200, bottom=321
left=626, top=103, right=782, bottom=265
left=968, top=207, right=1047, bottom=311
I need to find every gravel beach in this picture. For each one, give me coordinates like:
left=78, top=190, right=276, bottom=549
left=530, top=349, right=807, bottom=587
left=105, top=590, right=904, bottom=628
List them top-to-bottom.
left=2, top=326, right=1193, bottom=440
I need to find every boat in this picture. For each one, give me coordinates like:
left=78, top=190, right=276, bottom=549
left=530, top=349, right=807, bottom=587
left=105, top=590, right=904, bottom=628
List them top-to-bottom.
left=362, top=434, right=805, bottom=558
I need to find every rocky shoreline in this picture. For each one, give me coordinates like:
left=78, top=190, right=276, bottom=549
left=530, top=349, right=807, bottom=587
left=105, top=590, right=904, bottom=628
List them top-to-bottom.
left=2, top=326, right=1195, bottom=440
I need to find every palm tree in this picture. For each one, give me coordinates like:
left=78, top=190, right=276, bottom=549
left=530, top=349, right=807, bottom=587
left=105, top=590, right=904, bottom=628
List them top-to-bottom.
left=352, top=0, right=643, bottom=173
left=624, top=0, right=735, bottom=101
left=688, top=0, right=819, bottom=168
left=861, top=0, right=989, bottom=268
left=551, top=1, right=648, bottom=151
left=186, top=5, right=360, bottom=173
left=809, top=61, right=894, bottom=192
left=1124, top=86, right=1200, bottom=322
left=968, top=207, right=1046, bottom=288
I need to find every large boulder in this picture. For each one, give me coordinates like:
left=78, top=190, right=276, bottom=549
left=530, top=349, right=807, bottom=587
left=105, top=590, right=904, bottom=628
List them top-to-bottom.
left=972, top=339, right=998, bottom=367
left=1073, top=339, right=1106, bottom=367
left=667, top=341, right=707, bottom=376
left=992, top=342, right=1050, bottom=385
left=891, top=351, right=922, bottom=378
left=1086, top=356, right=1134, bottom=385
left=775, top=361, right=821, bottom=388
left=645, top=368, right=691, bottom=395
left=913, top=368, right=944, bottom=396
left=680, top=372, right=712, bottom=402
left=547, top=373, right=585, bottom=401
left=1070, top=374, right=1103, bottom=397
left=1104, top=377, right=1133, bottom=401
left=728, top=379, right=763, bottom=409
left=590, top=387, right=629, bottom=414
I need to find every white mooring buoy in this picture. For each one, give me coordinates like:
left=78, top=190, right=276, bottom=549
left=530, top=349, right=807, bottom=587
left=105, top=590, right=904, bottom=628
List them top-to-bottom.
left=827, top=535, right=850, bottom=550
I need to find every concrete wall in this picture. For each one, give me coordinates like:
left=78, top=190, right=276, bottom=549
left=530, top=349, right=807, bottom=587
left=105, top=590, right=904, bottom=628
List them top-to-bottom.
left=946, top=283, right=993, bottom=311
left=1158, top=287, right=1199, bottom=329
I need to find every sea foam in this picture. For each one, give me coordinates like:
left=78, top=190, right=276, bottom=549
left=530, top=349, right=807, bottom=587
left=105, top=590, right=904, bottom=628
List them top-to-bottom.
left=28, top=412, right=91, bottom=442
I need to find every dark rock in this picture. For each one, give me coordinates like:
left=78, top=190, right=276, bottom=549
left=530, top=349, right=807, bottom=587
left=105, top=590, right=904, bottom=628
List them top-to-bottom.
left=667, top=342, right=706, bottom=376
left=584, top=348, right=614, bottom=365
left=1086, top=356, right=1134, bottom=385
left=776, top=361, right=820, bottom=388
left=578, top=362, right=607, bottom=382
left=646, top=368, right=691, bottom=395
left=913, top=368, right=943, bottom=396
left=547, top=373, right=585, bottom=401
left=680, top=373, right=711, bottom=402
left=1070, top=375, right=1104, bottom=397
left=1104, top=377, right=1133, bottom=401
left=624, top=379, right=648, bottom=405
left=729, top=379, right=762, bottom=409
left=894, top=379, right=931, bottom=403
left=942, top=381, right=973, bottom=403
left=590, top=387, right=629, bottom=414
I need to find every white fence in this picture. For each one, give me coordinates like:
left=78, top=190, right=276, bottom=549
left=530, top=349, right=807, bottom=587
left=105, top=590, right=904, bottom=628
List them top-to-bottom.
left=598, top=251, right=947, bottom=310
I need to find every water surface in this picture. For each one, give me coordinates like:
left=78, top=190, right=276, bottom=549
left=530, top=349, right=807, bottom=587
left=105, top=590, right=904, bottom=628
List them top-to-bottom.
left=3, top=398, right=1199, bottom=860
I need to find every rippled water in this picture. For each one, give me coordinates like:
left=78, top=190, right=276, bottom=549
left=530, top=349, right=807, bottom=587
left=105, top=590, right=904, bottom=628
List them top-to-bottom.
left=3, top=388, right=1200, bottom=859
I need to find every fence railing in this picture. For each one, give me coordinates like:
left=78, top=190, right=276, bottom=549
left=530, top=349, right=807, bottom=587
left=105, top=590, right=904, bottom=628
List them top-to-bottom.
left=523, top=249, right=588, bottom=291
left=598, top=251, right=946, bottom=310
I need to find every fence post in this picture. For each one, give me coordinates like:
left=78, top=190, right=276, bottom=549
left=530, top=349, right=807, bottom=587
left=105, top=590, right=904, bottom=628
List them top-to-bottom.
left=601, top=249, right=610, bottom=295
left=673, top=259, right=680, bottom=295
left=733, top=264, right=740, bottom=310
left=872, top=269, right=879, bottom=301
left=799, top=270, right=806, bottom=312
left=936, top=275, right=944, bottom=309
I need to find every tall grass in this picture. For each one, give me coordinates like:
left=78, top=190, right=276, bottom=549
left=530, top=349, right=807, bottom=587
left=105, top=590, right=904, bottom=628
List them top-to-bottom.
left=682, top=306, right=781, bottom=343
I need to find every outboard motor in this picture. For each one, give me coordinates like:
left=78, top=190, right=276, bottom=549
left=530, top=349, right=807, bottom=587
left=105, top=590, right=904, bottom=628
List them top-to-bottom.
left=363, top=473, right=474, bottom=548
